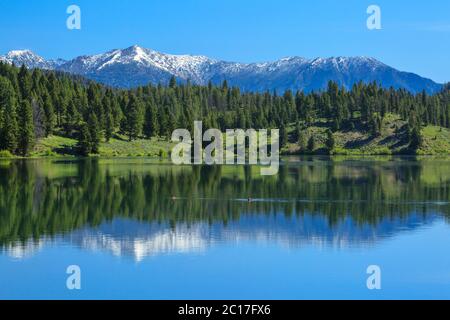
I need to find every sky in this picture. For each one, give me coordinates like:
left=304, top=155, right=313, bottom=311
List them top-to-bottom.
left=0, top=0, right=449, bottom=83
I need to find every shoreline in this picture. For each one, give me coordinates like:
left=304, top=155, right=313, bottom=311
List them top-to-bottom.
left=2, top=154, right=450, bottom=161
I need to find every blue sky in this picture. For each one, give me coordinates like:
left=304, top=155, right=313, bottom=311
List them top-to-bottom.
left=0, top=0, right=449, bottom=83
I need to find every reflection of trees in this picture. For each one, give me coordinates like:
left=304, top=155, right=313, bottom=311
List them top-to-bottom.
left=0, top=158, right=449, bottom=246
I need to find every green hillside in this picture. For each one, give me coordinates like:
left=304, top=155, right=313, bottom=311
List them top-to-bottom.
left=283, top=113, right=450, bottom=155
left=30, top=134, right=174, bottom=158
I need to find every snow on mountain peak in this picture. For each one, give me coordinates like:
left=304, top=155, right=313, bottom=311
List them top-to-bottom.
left=86, top=45, right=213, bottom=81
left=92, top=45, right=216, bottom=82
left=0, top=46, right=441, bottom=93
left=0, top=49, right=58, bottom=69
left=7, top=49, right=35, bottom=57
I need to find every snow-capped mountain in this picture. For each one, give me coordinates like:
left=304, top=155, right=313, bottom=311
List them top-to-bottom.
left=0, top=45, right=443, bottom=93
left=57, top=45, right=219, bottom=88
left=0, top=49, right=66, bottom=70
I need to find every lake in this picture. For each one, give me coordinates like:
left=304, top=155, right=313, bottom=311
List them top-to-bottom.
left=0, top=157, right=449, bottom=299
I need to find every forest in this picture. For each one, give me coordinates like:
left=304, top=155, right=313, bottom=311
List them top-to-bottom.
left=0, top=61, right=449, bottom=157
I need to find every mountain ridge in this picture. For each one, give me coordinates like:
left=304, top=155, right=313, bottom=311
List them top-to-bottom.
left=0, top=45, right=443, bottom=94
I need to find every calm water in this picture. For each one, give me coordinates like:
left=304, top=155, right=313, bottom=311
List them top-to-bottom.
left=0, top=157, right=449, bottom=299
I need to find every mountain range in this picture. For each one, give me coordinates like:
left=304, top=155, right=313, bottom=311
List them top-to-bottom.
left=0, top=45, right=443, bottom=94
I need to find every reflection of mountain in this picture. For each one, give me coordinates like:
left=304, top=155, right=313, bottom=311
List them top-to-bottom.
left=5, top=212, right=441, bottom=262
left=69, top=222, right=210, bottom=261
left=5, top=239, right=46, bottom=259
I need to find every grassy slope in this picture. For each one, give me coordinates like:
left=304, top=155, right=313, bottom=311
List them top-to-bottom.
left=285, top=113, right=450, bottom=155
left=2, top=114, right=448, bottom=158
left=419, top=125, right=450, bottom=155
left=31, top=135, right=175, bottom=158
left=99, top=136, right=174, bottom=157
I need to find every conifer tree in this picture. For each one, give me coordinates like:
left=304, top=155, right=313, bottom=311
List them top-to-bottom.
left=18, top=64, right=32, bottom=101
left=0, top=76, right=18, bottom=152
left=169, top=76, right=177, bottom=89
left=43, top=93, right=55, bottom=136
left=125, top=94, right=144, bottom=141
left=103, top=95, right=114, bottom=142
left=17, top=100, right=35, bottom=156
left=144, top=102, right=158, bottom=139
left=88, top=111, right=101, bottom=153
left=293, top=121, right=302, bottom=142
left=77, top=123, right=92, bottom=156
left=280, top=124, right=288, bottom=148
left=409, top=126, right=422, bottom=151
left=325, top=129, right=335, bottom=153
left=298, top=131, right=307, bottom=152
left=307, top=135, right=316, bottom=153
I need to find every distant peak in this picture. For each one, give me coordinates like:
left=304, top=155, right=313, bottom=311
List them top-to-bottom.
left=123, top=44, right=148, bottom=53
left=124, top=44, right=139, bottom=51
left=120, top=45, right=152, bottom=57
left=0, top=49, right=61, bottom=70
left=3, top=49, right=45, bottom=62
left=7, top=49, right=35, bottom=56
left=279, top=56, right=307, bottom=61
left=308, top=56, right=384, bottom=65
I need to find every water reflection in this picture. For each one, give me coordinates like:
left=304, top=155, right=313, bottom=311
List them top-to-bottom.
left=1, top=157, right=449, bottom=261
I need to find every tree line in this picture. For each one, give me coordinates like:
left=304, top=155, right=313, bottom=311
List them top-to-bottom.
left=0, top=61, right=449, bottom=156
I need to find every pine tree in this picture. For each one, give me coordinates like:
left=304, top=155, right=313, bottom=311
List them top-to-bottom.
left=18, top=64, right=32, bottom=101
left=0, top=76, right=18, bottom=153
left=169, top=76, right=177, bottom=89
left=87, top=83, right=104, bottom=130
left=110, top=92, right=122, bottom=129
left=43, top=93, right=55, bottom=136
left=125, top=94, right=144, bottom=141
left=103, top=95, right=114, bottom=142
left=31, top=97, right=46, bottom=139
left=17, top=100, right=35, bottom=156
left=63, top=100, right=81, bottom=137
left=144, top=103, right=158, bottom=138
left=158, top=108, right=169, bottom=137
left=104, top=110, right=114, bottom=142
left=88, top=111, right=101, bottom=153
left=369, top=115, right=381, bottom=137
left=293, top=121, right=302, bottom=142
left=77, top=123, right=92, bottom=156
left=280, top=124, right=288, bottom=147
left=409, top=126, right=422, bottom=151
left=325, top=129, right=335, bottom=153
left=298, top=131, right=307, bottom=152
left=307, top=135, right=316, bottom=153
